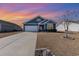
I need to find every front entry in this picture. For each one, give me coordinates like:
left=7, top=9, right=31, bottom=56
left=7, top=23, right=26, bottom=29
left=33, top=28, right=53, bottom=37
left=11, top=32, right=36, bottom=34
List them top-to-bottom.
left=39, top=25, right=44, bottom=32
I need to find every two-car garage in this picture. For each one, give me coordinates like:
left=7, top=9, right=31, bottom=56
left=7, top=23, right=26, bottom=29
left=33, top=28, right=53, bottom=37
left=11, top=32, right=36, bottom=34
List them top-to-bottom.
left=24, top=25, right=38, bottom=32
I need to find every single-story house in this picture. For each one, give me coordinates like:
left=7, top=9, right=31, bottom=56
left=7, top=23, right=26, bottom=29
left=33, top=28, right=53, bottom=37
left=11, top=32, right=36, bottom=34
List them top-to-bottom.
left=24, top=16, right=57, bottom=32
left=0, top=20, right=22, bottom=32
left=56, top=21, right=79, bottom=32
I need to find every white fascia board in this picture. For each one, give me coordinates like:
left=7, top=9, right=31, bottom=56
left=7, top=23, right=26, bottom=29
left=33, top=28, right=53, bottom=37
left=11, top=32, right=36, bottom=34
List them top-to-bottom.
left=38, top=20, right=46, bottom=25
left=43, top=21, right=49, bottom=24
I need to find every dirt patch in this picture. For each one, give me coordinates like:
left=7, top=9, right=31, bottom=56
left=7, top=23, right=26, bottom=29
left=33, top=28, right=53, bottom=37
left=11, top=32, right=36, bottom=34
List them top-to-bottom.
left=36, top=32, right=79, bottom=56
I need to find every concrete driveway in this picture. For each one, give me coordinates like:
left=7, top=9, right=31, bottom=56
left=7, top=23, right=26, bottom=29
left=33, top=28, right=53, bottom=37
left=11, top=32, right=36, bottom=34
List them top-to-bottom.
left=0, top=32, right=37, bottom=56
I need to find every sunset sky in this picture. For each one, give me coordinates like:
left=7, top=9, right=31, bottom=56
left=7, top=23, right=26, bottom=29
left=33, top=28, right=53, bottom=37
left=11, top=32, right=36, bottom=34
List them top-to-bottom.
left=0, top=3, right=79, bottom=26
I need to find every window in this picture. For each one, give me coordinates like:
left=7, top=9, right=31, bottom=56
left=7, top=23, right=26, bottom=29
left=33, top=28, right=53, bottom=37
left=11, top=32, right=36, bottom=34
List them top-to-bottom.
left=47, top=23, right=53, bottom=30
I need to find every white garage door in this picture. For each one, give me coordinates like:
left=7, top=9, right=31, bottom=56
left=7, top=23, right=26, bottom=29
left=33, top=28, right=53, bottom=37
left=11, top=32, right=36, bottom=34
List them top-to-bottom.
left=68, top=23, right=79, bottom=31
left=25, top=26, right=38, bottom=32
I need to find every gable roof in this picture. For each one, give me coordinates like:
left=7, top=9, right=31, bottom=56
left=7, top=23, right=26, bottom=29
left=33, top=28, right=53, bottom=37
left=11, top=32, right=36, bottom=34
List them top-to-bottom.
left=24, top=16, right=56, bottom=25
left=25, top=16, right=45, bottom=24
left=0, top=20, right=22, bottom=30
left=0, top=20, right=17, bottom=25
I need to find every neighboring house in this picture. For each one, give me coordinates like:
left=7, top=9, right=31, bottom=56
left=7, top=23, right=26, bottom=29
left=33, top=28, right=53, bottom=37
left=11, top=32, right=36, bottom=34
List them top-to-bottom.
left=24, top=16, right=57, bottom=32
left=0, top=20, right=22, bottom=32
left=56, top=21, right=79, bottom=32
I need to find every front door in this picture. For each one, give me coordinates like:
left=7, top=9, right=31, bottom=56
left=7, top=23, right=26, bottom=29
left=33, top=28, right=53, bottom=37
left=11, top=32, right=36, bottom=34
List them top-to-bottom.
left=39, top=25, right=44, bottom=31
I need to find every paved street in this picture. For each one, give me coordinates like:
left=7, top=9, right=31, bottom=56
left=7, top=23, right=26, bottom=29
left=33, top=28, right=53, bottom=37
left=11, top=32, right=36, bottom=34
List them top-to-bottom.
left=0, top=32, right=37, bottom=56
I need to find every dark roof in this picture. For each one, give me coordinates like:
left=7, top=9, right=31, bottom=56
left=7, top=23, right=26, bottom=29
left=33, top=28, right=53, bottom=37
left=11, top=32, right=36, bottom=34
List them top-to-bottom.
left=24, top=16, right=56, bottom=25
left=25, top=16, right=45, bottom=24
left=0, top=20, right=22, bottom=30
left=0, top=20, right=17, bottom=25
left=39, top=20, right=56, bottom=24
left=39, top=20, right=48, bottom=24
left=46, top=20, right=56, bottom=24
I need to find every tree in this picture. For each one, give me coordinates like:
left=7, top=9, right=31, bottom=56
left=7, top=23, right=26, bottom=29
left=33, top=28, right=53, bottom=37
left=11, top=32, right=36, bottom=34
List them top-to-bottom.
left=61, top=10, right=79, bottom=40
left=62, top=10, right=71, bottom=38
